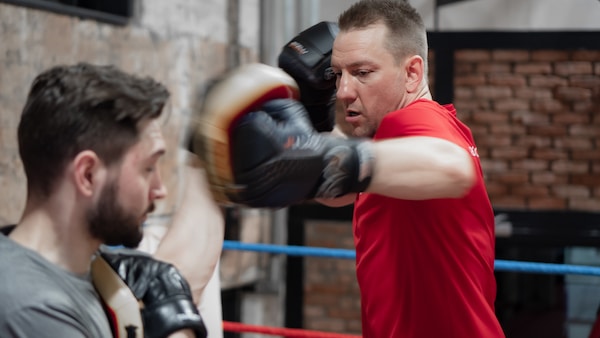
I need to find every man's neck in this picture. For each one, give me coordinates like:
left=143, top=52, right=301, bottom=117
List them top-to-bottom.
left=11, top=201, right=100, bottom=275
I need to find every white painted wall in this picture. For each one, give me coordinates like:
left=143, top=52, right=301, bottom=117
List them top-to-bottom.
left=265, top=0, right=600, bottom=67
left=316, top=0, right=600, bottom=31
left=435, top=0, right=600, bottom=31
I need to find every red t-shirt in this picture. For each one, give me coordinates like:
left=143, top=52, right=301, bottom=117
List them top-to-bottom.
left=353, top=99, right=505, bottom=337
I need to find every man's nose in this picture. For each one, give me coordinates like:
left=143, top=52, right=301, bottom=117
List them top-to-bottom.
left=336, top=73, right=356, bottom=103
left=150, top=172, right=167, bottom=200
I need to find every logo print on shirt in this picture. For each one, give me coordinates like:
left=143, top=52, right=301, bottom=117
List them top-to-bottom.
left=469, top=146, right=479, bottom=157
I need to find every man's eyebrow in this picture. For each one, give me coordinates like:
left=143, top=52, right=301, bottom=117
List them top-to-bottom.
left=332, top=60, right=375, bottom=70
left=348, top=60, right=376, bottom=68
left=150, top=148, right=166, bottom=159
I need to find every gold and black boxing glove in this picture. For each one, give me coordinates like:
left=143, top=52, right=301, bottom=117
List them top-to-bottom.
left=190, top=63, right=301, bottom=206
left=192, top=63, right=374, bottom=209
left=93, top=247, right=207, bottom=338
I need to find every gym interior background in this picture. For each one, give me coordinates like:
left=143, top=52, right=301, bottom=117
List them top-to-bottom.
left=0, top=0, right=599, bottom=337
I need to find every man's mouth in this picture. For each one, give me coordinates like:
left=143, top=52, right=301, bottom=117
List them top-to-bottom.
left=141, top=204, right=155, bottom=224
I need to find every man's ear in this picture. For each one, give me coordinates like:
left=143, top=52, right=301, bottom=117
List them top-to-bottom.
left=405, top=55, right=425, bottom=93
left=72, top=150, right=105, bottom=197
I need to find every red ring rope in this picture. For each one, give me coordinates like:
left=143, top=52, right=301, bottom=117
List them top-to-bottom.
left=222, top=320, right=361, bottom=338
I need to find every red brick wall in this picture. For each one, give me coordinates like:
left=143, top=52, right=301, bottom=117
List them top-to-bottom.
left=455, top=49, right=600, bottom=210
left=304, top=220, right=361, bottom=335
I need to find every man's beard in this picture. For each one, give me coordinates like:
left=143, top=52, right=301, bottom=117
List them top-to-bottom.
left=87, top=181, right=150, bottom=248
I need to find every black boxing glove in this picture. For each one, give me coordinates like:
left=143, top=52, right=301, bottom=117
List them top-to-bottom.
left=278, top=21, right=339, bottom=132
left=229, top=98, right=374, bottom=207
left=98, top=248, right=207, bottom=338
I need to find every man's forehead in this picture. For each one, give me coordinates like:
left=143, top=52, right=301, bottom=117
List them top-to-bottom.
left=139, top=120, right=166, bottom=155
left=144, top=120, right=163, bottom=138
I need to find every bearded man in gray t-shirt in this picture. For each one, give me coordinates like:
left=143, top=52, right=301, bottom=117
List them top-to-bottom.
left=0, top=64, right=206, bottom=338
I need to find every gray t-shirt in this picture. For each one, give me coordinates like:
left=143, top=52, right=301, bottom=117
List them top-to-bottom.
left=0, top=232, right=112, bottom=338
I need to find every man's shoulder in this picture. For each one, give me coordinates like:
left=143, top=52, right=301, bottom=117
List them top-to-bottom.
left=403, top=98, right=445, bottom=111
left=0, top=232, right=39, bottom=267
left=0, top=232, right=27, bottom=262
left=0, top=234, right=92, bottom=305
left=0, top=247, right=68, bottom=301
left=0, top=268, right=76, bottom=322
left=0, top=278, right=106, bottom=338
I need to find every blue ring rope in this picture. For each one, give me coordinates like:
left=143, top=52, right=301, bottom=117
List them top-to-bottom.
left=223, top=240, right=600, bottom=276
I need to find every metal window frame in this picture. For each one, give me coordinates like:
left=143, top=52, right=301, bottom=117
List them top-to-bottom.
left=0, top=0, right=133, bottom=26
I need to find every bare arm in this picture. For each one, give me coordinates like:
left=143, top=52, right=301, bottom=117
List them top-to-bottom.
left=318, top=136, right=476, bottom=206
left=368, top=136, right=476, bottom=199
left=152, top=155, right=225, bottom=304
left=167, top=330, right=196, bottom=338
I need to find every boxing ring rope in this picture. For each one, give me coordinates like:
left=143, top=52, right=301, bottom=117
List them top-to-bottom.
left=220, top=240, right=600, bottom=337
left=223, top=240, right=600, bottom=276
left=222, top=320, right=361, bottom=338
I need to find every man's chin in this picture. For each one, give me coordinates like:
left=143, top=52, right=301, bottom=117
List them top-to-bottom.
left=102, top=229, right=144, bottom=248
left=124, top=229, right=144, bottom=248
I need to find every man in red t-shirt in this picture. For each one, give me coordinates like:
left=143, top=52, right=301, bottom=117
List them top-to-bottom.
left=307, top=1, right=504, bottom=336
left=312, top=1, right=505, bottom=336
left=350, top=100, right=501, bottom=337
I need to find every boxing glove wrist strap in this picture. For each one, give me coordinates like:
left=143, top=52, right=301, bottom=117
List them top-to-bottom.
left=316, top=139, right=375, bottom=198
left=352, top=141, right=375, bottom=193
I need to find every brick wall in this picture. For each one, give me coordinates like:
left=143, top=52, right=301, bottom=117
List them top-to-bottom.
left=0, top=1, right=258, bottom=221
left=455, top=49, right=600, bottom=211
left=304, top=220, right=361, bottom=335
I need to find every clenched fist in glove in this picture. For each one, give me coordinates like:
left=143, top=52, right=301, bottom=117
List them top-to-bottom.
left=231, top=99, right=374, bottom=207
left=94, top=248, right=207, bottom=338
